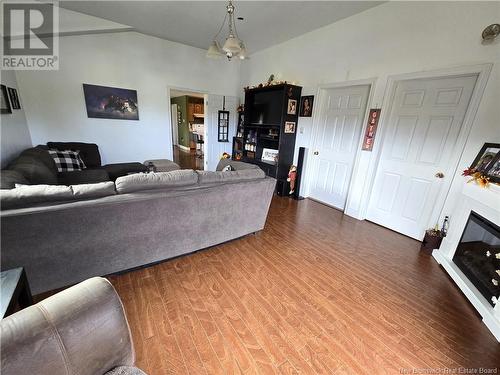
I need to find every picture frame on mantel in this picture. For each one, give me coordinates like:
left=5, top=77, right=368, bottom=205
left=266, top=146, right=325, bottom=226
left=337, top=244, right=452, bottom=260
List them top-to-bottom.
left=0, top=85, right=12, bottom=114
left=470, top=142, right=500, bottom=184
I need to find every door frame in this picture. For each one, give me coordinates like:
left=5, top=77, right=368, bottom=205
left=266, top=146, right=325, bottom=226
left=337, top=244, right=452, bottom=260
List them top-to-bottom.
left=360, top=63, right=493, bottom=226
left=303, top=78, right=377, bottom=211
left=166, top=85, right=208, bottom=162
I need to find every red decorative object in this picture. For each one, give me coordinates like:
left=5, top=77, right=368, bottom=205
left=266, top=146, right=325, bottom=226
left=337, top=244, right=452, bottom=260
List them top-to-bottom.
left=362, top=109, right=381, bottom=151
left=462, top=167, right=475, bottom=176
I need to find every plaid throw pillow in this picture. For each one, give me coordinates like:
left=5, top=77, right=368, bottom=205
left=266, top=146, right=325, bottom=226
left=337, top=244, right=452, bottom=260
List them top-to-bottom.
left=48, top=149, right=86, bottom=172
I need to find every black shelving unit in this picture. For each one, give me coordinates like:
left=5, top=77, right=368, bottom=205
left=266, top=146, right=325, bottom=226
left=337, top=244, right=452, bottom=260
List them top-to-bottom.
left=235, top=83, right=302, bottom=181
left=232, top=111, right=245, bottom=161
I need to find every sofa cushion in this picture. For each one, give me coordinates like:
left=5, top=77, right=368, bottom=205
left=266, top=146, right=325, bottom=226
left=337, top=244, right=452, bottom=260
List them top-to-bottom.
left=47, top=142, right=102, bottom=168
left=48, top=149, right=86, bottom=172
left=7, top=154, right=58, bottom=185
left=216, top=159, right=261, bottom=171
left=104, top=163, right=148, bottom=181
left=197, top=168, right=265, bottom=185
left=58, top=169, right=110, bottom=186
left=1, top=170, right=29, bottom=189
left=115, top=170, right=198, bottom=194
left=71, top=181, right=116, bottom=199
left=1, top=184, right=73, bottom=209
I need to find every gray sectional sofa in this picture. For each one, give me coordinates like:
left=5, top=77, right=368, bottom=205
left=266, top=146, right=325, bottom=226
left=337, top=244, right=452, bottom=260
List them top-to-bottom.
left=1, top=142, right=148, bottom=189
left=1, top=160, right=276, bottom=294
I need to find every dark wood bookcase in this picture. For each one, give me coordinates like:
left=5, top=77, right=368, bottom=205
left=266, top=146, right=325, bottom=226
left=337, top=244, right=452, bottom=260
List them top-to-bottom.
left=232, top=83, right=302, bottom=181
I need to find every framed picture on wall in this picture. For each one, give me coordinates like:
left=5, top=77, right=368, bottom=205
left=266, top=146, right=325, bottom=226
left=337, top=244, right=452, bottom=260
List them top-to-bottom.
left=83, top=83, right=139, bottom=120
left=1, top=85, right=12, bottom=114
left=7, top=87, right=21, bottom=110
left=299, top=96, right=314, bottom=117
left=287, top=99, right=297, bottom=115
left=218, top=110, right=230, bottom=142
left=284, top=121, right=296, bottom=134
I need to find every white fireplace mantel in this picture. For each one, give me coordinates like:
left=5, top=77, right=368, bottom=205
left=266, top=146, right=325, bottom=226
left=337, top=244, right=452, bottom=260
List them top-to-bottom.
left=432, top=178, right=500, bottom=341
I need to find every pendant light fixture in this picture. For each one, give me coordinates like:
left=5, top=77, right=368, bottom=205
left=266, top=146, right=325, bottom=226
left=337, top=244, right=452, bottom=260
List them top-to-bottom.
left=206, top=0, right=248, bottom=61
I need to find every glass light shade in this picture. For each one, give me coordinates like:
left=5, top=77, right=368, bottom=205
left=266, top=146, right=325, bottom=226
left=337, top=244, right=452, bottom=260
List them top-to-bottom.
left=222, top=34, right=241, bottom=54
left=206, top=40, right=223, bottom=58
left=238, top=42, right=248, bottom=60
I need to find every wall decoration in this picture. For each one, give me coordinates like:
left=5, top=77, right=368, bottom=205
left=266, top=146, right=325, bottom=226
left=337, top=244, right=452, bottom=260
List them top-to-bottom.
left=83, top=84, right=139, bottom=120
left=0, top=85, right=12, bottom=114
left=7, top=87, right=21, bottom=110
left=299, top=96, right=314, bottom=117
left=287, top=99, right=297, bottom=115
left=361, top=109, right=381, bottom=151
left=218, top=110, right=229, bottom=142
left=284, top=121, right=296, bottom=134
left=462, top=143, right=500, bottom=187
left=470, top=143, right=500, bottom=173
left=261, top=148, right=278, bottom=163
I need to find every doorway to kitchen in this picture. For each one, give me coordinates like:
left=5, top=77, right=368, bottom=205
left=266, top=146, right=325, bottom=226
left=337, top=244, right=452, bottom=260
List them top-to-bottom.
left=170, top=89, right=206, bottom=170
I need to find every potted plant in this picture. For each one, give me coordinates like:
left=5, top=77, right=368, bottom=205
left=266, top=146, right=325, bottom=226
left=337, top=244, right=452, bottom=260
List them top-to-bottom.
left=421, top=217, right=449, bottom=252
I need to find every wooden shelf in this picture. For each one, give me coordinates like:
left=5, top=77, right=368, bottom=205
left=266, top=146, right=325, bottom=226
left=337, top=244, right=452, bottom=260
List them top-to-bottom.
left=236, top=83, right=302, bottom=181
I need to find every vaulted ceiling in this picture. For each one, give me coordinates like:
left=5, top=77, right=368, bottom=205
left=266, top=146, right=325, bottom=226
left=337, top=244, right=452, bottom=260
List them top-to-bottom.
left=59, top=1, right=384, bottom=53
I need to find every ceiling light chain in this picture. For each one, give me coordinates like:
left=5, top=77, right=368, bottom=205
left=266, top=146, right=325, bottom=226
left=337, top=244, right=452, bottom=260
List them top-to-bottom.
left=206, top=0, right=248, bottom=61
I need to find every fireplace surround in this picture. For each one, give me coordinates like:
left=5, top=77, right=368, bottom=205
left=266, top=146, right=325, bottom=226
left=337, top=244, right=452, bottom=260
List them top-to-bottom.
left=433, top=180, right=500, bottom=341
left=453, top=211, right=500, bottom=307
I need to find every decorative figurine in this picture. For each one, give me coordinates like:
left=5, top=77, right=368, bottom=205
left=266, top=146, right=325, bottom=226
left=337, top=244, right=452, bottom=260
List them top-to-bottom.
left=287, top=165, right=297, bottom=195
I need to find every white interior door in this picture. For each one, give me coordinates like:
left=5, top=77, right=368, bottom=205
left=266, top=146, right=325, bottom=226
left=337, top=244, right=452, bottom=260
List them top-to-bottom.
left=366, top=74, right=477, bottom=240
left=309, top=85, right=370, bottom=210
left=205, top=94, right=238, bottom=171
left=171, top=104, right=178, bottom=146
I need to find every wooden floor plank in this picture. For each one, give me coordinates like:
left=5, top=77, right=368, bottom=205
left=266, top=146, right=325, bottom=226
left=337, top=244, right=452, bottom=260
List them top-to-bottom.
left=108, top=197, right=500, bottom=374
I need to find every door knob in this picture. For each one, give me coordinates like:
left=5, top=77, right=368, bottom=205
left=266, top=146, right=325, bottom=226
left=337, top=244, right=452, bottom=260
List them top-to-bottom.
left=313, top=151, right=319, bottom=155
left=435, top=172, right=445, bottom=178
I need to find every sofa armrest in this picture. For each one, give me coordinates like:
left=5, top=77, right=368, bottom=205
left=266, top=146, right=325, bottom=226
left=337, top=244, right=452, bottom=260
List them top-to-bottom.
left=103, top=163, right=148, bottom=181
left=0, top=277, right=135, bottom=375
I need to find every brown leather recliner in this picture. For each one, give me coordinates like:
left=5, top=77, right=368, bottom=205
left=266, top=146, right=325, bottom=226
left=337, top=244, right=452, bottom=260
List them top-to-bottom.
left=0, top=277, right=146, bottom=375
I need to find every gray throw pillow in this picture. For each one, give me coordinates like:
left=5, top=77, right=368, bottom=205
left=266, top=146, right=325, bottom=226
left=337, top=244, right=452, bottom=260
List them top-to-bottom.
left=216, top=159, right=259, bottom=171
left=115, top=170, right=198, bottom=194
left=71, top=181, right=116, bottom=199
left=1, top=184, right=73, bottom=209
left=105, top=366, right=147, bottom=375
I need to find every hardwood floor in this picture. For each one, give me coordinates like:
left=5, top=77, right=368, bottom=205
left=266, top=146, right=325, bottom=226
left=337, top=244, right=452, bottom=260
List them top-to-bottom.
left=173, top=145, right=204, bottom=170
left=108, top=197, right=500, bottom=374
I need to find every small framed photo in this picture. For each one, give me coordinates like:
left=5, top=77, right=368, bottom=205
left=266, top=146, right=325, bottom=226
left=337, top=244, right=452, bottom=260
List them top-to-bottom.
left=0, top=85, right=12, bottom=114
left=7, top=87, right=21, bottom=110
left=299, top=95, right=314, bottom=117
left=287, top=99, right=297, bottom=115
left=284, top=121, right=296, bottom=134
left=470, top=143, right=500, bottom=174
left=261, top=148, right=279, bottom=163
left=487, top=155, right=500, bottom=183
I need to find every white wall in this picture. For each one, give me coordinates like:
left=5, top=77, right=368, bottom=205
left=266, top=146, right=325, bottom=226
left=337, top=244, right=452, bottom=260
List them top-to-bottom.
left=240, top=1, right=500, bottom=223
left=15, top=31, right=240, bottom=164
left=1, top=70, right=32, bottom=168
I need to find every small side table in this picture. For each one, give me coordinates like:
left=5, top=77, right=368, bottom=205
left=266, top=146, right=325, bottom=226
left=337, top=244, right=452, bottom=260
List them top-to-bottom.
left=0, top=267, right=33, bottom=319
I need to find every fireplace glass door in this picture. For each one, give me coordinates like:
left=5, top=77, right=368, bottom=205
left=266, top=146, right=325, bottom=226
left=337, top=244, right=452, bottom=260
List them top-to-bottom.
left=453, top=211, right=500, bottom=307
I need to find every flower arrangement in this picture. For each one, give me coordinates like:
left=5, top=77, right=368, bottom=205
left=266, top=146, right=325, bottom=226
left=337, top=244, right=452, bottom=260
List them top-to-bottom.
left=462, top=167, right=490, bottom=188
